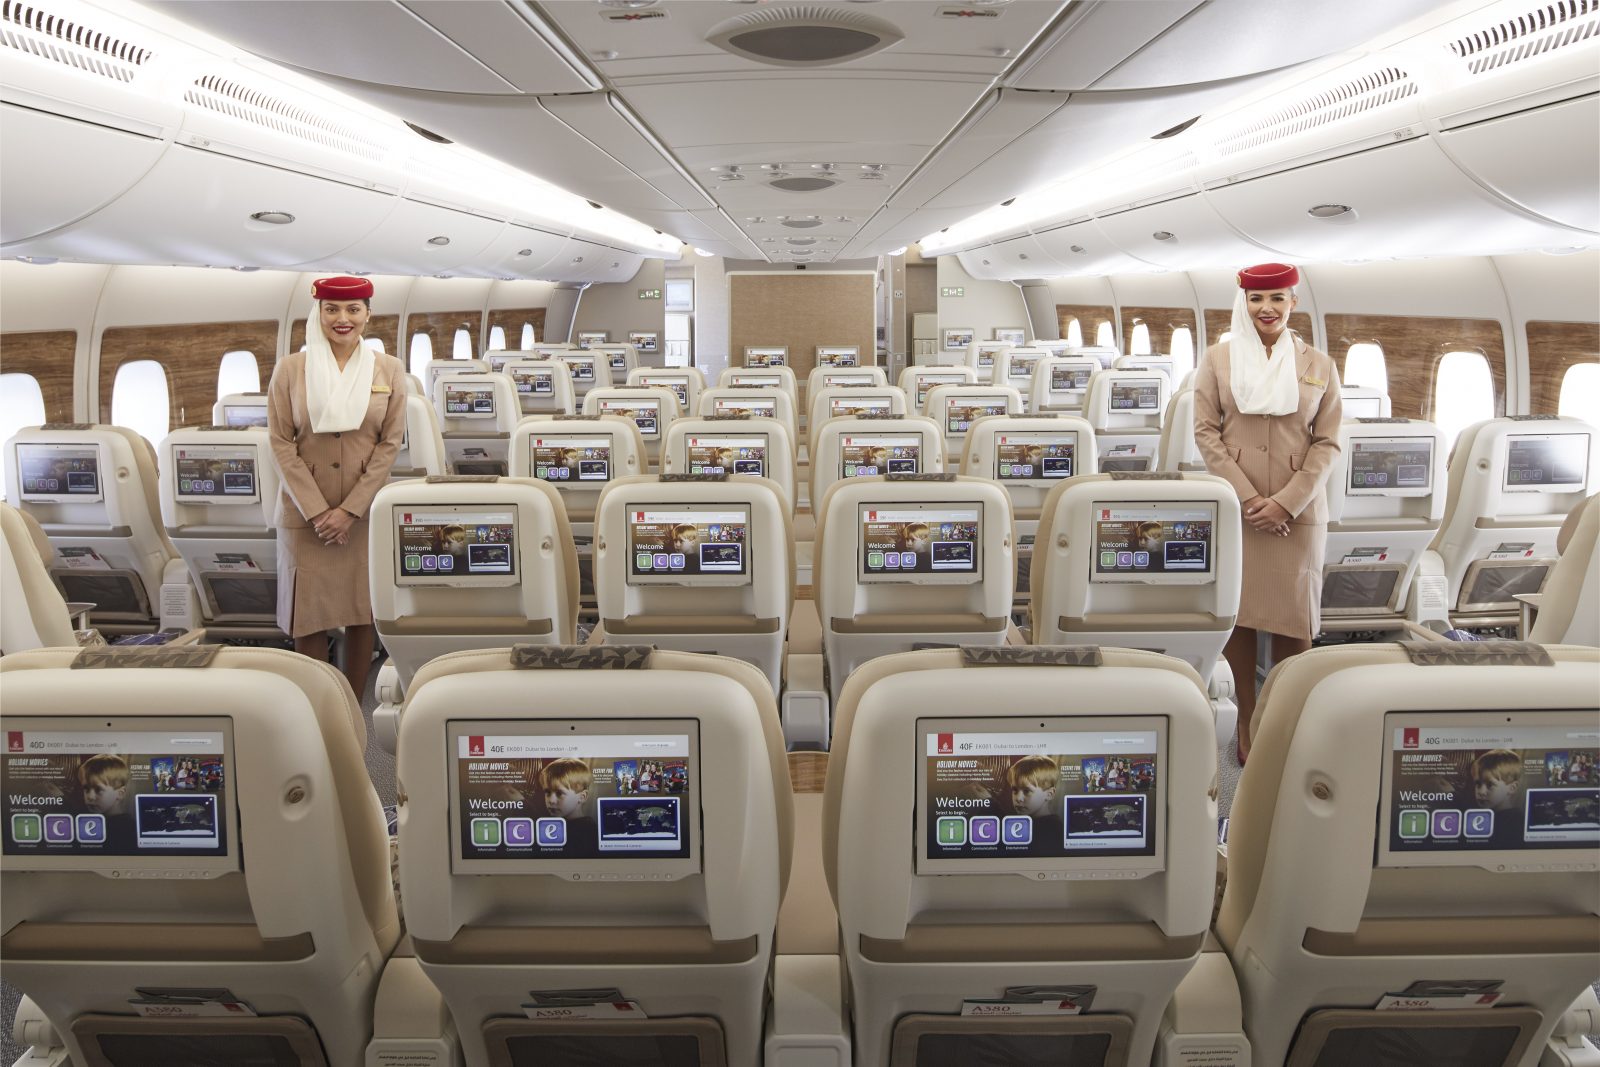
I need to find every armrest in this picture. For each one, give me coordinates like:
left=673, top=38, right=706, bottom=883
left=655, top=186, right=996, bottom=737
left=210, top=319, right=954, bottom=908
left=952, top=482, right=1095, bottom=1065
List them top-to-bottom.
left=1156, top=945, right=1248, bottom=1066
left=366, top=952, right=460, bottom=1062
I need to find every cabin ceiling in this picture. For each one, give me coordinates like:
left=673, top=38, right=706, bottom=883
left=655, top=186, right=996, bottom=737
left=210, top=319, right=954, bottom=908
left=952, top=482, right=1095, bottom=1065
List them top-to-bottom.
left=146, top=0, right=1454, bottom=264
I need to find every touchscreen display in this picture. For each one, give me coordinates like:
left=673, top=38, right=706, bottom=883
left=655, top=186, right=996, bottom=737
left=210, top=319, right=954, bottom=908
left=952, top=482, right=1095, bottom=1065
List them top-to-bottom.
left=576, top=332, right=607, bottom=349
left=629, top=332, right=658, bottom=352
left=744, top=348, right=786, bottom=367
left=817, top=348, right=859, bottom=366
left=975, top=349, right=998, bottom=367
left=606, top=351, right=629, bottom=371
left=1007, top=354, right=1041, bottom=381
left=561, top=356, right=597, bottom=382
left=1050, top=365, right=1092, bottom=392
left=511, top=367, right=555, bottom=395
left=729, top=373, right=782, bottom=390
left=820, top=373, right=877, bottom=388
left=915, top=374, right=968, bottom=407
left=638, top=376, right=690, bottom=408
left=1110, top=380, right=1162, bottom=412
left=444, top=384, right=496, bottom=417
left=829, top=395, right=894, bottom=418
left=1343, top=396, right=1385, bottom=419
left=713, top=397, right=777, bottom=418
left=946, top=397, right=1009, bottom=434
left=597, top=398, right=661, bottom=437
left=222, top=406, right=269, bottom=428
left=995, top=432, right=1074, bottom=482
left=840, top=433, right=921, bottom=478
left=685, top=434, right=766, bottom=477
left=1504, top=434, right=1589, bottom=491
left=531, top=436, right=611, bottom=483
left=1348, top=437, right=1434, bottom=494
left=17, top=445, right=101, bottom=500
left=174, top=446, right=258, bottom=500
left=1092, top=502, right=1216, bottom=580
left=860, top=505, right=980, bottom=579
left=628, top=506, right=750, bottom=581
left=396, top=508, right=516, bottom=580
left=1382, top=716, right=1598, bottom=864
left=919, top=720, right=1162, bottom=870
left=2, top=723, right=231, bottom=861
left=453, top=727, right=694, bottom=867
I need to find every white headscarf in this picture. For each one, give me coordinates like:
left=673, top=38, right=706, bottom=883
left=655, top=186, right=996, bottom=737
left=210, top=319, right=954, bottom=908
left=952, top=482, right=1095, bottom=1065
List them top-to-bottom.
left=1227, top=288, right=1300, bottom=416
left=302, top=302, right=375, bottom=433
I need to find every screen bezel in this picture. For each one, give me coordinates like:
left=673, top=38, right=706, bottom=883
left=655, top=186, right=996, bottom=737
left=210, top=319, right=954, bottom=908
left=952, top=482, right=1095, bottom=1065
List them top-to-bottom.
left=575, top=331, right=609, bottom=349
left=628, top=331, right=659, bottom=352
left=743, top=347, right=788, bottom=367
left=816, top=347, right=860, bottom=366
left=559, top=354, right=599, bottom=382
left=1048, top=364, right=1094, bottom=395
left=510, top=365, right=557, bottom=396
left=726, top=372, right=784, bottom=390
left=913, top=373, right=971, bottom=408
left=636, top=375, right=692, bottom=408
left=1107, top=378, right=1164, bottom=414
left=442, top=382, right=498, bottom=420
left=827, top=394, right=897, bottom=418
left=944, top=395, right=1011, bottom=436
left=712, top=397, right=778, bottom=418
left=1342, top=397, right=1386, bottom=420
left=596, top=398, right=663, bottom=440
left=222, top=405, right=270, bottom=428
left=992, top=430, right=1078, bottom=487
left=838, top=432, right=924, bottom=479
left=682, top=433, right=770, bottom=478
left=1501, top=433, right=1591, bottom=494
left=530, top=434, right=613, bottom=487
left=1346, top=436, right=1436, bottom=498
left=15, top=442, right=105, bottom=504
left=171, top=443, right=263, bottom=505
left=1088, top=500, right=1218, bottom=586
left=857, top=501, right=984, bottom=585
left=625, top=502, right=754, bottom=587
left=393, top=503, right=520, bottom=588
left=1375, top=710, right=1600, bottom=872
left=915, top=715, right=1168, bottom=878
left=1, top=716, right=240, bottom=875
left=447, top=718, right=702, bottom=878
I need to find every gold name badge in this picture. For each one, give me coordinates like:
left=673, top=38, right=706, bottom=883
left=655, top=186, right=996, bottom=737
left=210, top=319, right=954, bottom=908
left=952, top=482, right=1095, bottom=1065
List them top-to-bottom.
left=1302, top=376, right=1326, bottom=388
left=371, top=385, right=391, bottom=393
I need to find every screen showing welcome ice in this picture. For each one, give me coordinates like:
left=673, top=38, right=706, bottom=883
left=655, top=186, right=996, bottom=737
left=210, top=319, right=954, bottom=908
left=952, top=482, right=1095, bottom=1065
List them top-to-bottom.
left=511, top=367, right=555, bottom=395
left=1110, top=380, right=1162, bottom=412
left=444, top=385, right=496, bottom=417
left=829, top=395, right=893, bottom=418
left=713, top=397, right=777, bottom=418
left=946, top=398, right=1009, bottom=434
left=598, top=399, right=661, bottom=437
left=995, top=432, right=1074, bottom=482
left=840, top=433, right=921, bottom=478
left=1504, top=434, right=1589, bottom=490
left=686, top=435, right=766, bottom=477
left=531, top=436, right=611, bottom=483
left=1348, top=437, right=1433, bottom=492
left=17, top=445, right=100, bottom=500
left=174, top=446, right=257, bottom=499
left=1093, top=503, right=1214, bottom=577
left=861, top=506, right=979, bottom=576
left=628, top=507, right=748, bottom=578
left=396, top=509, right=516, bottom=578
left=1385, top=721, right=1598, bottom=857
left=3, top=727, right=229, bottom=859
left=923, top=728, right=1159, bottom=861
left=457, top=733, right=693, bottom=862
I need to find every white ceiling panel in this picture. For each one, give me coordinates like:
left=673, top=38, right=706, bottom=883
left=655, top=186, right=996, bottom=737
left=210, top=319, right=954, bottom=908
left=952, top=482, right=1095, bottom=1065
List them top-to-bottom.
left=887, top=89, right=1068, bottom=211
left=537, top=94, right=716, bottom=210
left=1093, top=194, right=1277, bottom=269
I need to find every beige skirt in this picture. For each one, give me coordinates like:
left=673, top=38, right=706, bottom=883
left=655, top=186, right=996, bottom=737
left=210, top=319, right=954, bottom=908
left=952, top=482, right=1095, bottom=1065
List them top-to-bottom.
left=1238, top=520, right=1326, bottom=641
left=276, top=521, right=373, bottom=638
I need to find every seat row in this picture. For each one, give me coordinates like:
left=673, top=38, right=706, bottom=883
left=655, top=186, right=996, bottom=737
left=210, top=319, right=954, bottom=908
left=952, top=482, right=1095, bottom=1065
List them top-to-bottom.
left=1, top=639, right=1595, bottom=1067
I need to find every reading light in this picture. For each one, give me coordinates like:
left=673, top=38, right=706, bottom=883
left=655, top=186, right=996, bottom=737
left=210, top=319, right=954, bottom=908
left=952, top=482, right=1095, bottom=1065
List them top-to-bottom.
left=404, top=121, right=452, bottom=144
left=1000, top=198, right=1016, bottom=207
left=587, top=200, right=604, bottom=210
left=1307, top=204, right=1353, bottom=219
left=249, top=211, right=295, bottom=225
left=1152, top=231, right=1175, bottom=241
left=427, top=235, right=451, bottom=246
left=1070, top=244, right=1086, bottom=254
left=694, top=247, right=716, bottom=257
left=516, top=248, right=534, bottom=257
left=571, top=256, right=585, bottom=264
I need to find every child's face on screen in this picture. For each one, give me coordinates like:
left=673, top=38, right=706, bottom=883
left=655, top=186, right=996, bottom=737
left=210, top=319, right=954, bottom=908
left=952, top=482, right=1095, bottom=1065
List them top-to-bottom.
left=1474, top=774, right=1519, bottom=811
left=82, top=778, right=125, bottom=814
left=1011, top=781, right=1054, bottom=817
left=545, top=784, right=587, bottom=819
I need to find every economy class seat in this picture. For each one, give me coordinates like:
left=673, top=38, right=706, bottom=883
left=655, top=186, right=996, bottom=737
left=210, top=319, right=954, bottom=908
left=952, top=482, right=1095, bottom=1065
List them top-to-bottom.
left=964, top=340, right=1011, bottom=384
left=590, top=341, right=640, bottom=378
left=995, top=345, right=1050, bottom=411
left=1030, top=356, right=1100, bottom=417
left=423, top=357, right=488, bottom=404
left=502, top=357, right=577, bottom=417
left=720, top=363, right=800, bottom=408
left=807, top=364, right=888, bottom=397
left=629, top=365, right=707, bottom=419
left=900, top=365, right=978, bottom=416
left=1085, top=369, right=1172, bottom=473
left=433, top=370, right=520, bottom=476
left=922, top=382, right=1025, bottom=461
left=807, top=383, right=908, bottom=458
left=1156, top=383, right=1204, bottom=472
left=582, top=384, right=683, bottom=470
left=1339, top=384, right=1392, bottom=420
left=700, top=385, right=800, bottom=452
left=391, top=388, right=448, bottom=479
left=212, top=392, right=269, bottom=429
left=662, top=413, right=797, bottom=516
left=4, top=424, right=182, bottom=634
left=1525, top=493, right=1599, bottom=646
left=0, top=500, right=78, bottom=652
left=1216, top=641, right=1600, bottom=1067
left=0, top=644, right=400, bottom=1067
left=379, top=645, right=792, bottom=1067
left=821, top=646, right=1236, bottom=1067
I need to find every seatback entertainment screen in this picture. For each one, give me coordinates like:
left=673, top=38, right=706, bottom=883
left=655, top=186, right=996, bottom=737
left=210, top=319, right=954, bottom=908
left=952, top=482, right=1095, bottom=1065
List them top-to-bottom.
left=576, top=331, right=608, bottom=349
left=744, top=347, right=787, bottom=367
left=817, top=347, right=859, bottom=366
left=1006, top=352, right=1041, bottom=382
left=559, top=355, right=597, bottom=383
left=1050, top=365, right=1092, bottom=392
left=511, top=366, right=556, bottom=396
left=726, top=372, right=783, bottom=390
left=637, top=375, right=690, bottom=409
left=1109, top=379, right=1162, bottom=413
left=444, top=383, right=496, bottom=418
left=828, top=394, right=895, bottom=419
left=713, top=396, right=777, bottom=419
left=945, top=396, right=1010, bottom=435
left=596, top=398, right=662, bottom=439
left=222, top=406, right=270, bottom=428
left=994, top=431, right=1075, bottom=484
left=685, top=433, right=767, bottom=477
left=840, top=433, right=922, bottom=478
left=1503, top=433, right=1590, bottom=492
left=531, top=435, right=611, bottom=484
left=1348, top=437, right=1434, bottom=496
left=17, top=444, right=102, bottom=503
left=174, top=445, right=260, bottom=503
left=1091, top=501, right=1217, bottom=583
left=859, top=503, right=981, bottom=582
left=627, top=504, right=751, bottom=585
left=395, top=507, right=517, bottom=584
left=1378, top=713, right=1598, bottom=870
left=916, top=717, right=1165, bottom=876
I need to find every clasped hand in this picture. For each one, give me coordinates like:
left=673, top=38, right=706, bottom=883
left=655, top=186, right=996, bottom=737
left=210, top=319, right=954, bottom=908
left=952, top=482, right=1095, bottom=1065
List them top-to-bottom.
left=1242, top=496, right=1292, bottom=537
left=312, top=508, right=355, bottom=546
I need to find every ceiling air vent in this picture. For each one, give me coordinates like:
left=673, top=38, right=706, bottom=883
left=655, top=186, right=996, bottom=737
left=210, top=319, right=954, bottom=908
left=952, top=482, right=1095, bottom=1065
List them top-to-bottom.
left=1, top=0, right=154, bottom=82
left=1448, top=0, right=1597, bottom=75
left=707, top=5, right=903, bottom=67
left=937, top=7, right=1002, bottom=18
left=600, top=8, right=666, bottom=22
left=1210, top=66, right=1417, bottom=158
left=185, top=74, right=387, bottom=162
left=770, top=175, right=838, bottom=192
left=781, top=218, right=824, bottom=229
left=786, top=237, right=817, bottom=245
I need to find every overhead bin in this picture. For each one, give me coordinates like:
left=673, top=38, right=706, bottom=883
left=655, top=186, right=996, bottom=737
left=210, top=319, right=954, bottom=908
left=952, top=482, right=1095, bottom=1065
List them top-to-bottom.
left=886, top=89, right=1068, bottom=213
left=537, top=93, right=716, bottom=212
left=1437, top=94, right=1600, bottom=234
left=1093, top=193, right=1278, bottom=270
left=321, top=197, right=504, bottom=276
left=1031, top=219, right=1160, bottom=277
left=484, top=225, right=577, bottom=279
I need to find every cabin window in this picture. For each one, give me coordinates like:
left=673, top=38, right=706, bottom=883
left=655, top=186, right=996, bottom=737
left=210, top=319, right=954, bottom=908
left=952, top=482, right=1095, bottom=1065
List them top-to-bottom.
left=1057, top=305, right=1112, bottom=350
left=1064, top=318, right=1083, bottom=347
left=1095, top=321, right=1115, bottom=349
left=1527, top=321, right=1599, bottom=415
left=1129, top=322, right=1151, bottom=356
left=521, top=323, right=535, bottom=349
left=487, top=325, right=506, bottom=352
left=452, top=327, right=472, bottom=361
left=1170, top=327, right=1195, bottom=378
left=0, top=330, right=75, bottom=426
left=409, top=333, right=434, bottom=379
left=364, top=338, right=386, bottom=354
left=1343, top=342, right=1389, bottom=395
left=216, top=350, right=261, bottom=401
left=1433, top=350, right=1496, bottom=452
left=110, top=360, right=171, bottom=449
left=1558, top=362, right=1600, bottom=425
left=0, top=374, right=48, bottom=500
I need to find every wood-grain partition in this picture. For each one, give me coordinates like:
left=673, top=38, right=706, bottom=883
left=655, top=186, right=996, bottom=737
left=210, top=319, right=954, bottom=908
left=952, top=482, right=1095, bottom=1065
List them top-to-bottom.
left=728, top=273, right=875, bottom=378
left=1056, top=304, right=1116, bottom=348
left=1120, top=306, right=1198, bottom=356
left=486, top=307, right=547, bottom=350
left=1202, top=309, right=1315, bottom=351
left=403, top=310, right=483, bottom=365
left=1325, top=313, right=1507, bottom=423
left=290, top=315, right=401, bottom=358
left=1526, top=320, right=1599, bottom=415
left=97, top=321, right=279, bottom=429
left=1, top=330, right=76, bottom=422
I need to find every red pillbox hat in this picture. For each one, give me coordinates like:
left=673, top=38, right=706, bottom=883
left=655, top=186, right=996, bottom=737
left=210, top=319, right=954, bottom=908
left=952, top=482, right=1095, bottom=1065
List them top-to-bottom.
left=1236, top=262, right=1299, bottom=289
left=312, top=275, right=374, bottom=300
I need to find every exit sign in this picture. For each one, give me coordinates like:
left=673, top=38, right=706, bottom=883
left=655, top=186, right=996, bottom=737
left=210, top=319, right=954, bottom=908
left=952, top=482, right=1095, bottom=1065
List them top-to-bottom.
left=941, top=286, right=965, bottom=297
left=638, top=288, right=662, bottom=300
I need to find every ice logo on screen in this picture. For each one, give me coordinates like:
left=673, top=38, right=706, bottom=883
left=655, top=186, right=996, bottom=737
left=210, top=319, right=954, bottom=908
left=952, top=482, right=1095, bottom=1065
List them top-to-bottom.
left=1404, top=728, right=1420, bottom=750
left=7, top=733, right=21, bottom=754
left=937, top=734, right=954, bottom=755
left=469, top=736, right=486, bottom=757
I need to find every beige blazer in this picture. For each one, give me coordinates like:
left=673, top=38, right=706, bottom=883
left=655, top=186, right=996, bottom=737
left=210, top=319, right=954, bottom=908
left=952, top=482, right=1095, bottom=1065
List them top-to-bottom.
left=1192, top=336, right=1343, bottom=524
left=267, top=350, right=408, bottom=528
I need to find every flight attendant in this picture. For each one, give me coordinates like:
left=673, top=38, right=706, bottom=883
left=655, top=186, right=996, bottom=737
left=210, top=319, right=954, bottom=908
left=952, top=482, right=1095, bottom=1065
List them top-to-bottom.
left=1193, top=263, right=1342, bottom=764
left=268, top=276, right=407, bottom=698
